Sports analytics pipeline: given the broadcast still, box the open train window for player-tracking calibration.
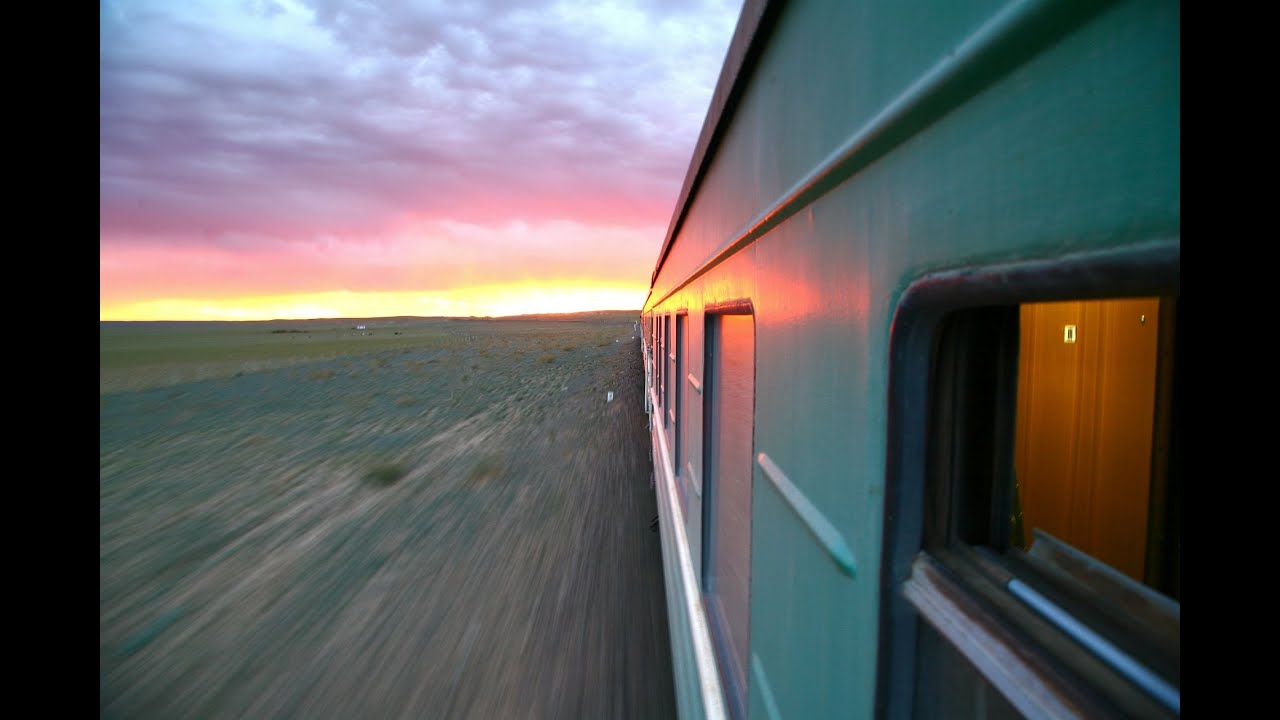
[879,248,1180,720]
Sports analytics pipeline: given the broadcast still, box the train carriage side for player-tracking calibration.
[642,0,1179,719]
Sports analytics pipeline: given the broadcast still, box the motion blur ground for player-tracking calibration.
[100,316,675,718]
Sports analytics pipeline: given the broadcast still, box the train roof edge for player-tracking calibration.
[647,0,781,300]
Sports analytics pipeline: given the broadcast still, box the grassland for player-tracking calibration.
[99,311,674,718]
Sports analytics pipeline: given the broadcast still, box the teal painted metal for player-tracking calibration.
[642,0,1178,717]
[648,339,727,720]
[750,654,783,720]
[755,452,856,577]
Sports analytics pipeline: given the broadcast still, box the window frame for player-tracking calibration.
[674,310,688,487]
[662,314,671,426]
[875,242,1180,719]
[667,312,679,427]
[660,312,670,420]
[701,299,757,720]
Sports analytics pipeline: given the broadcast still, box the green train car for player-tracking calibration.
[640,0,1178,718]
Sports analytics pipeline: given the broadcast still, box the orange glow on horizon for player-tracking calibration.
[99,283,648,321]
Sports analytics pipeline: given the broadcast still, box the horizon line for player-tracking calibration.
[99,308,644,323]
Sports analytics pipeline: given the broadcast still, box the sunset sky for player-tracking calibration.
[100,0,741,320]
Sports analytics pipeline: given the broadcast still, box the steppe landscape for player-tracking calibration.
[100,311,674,718]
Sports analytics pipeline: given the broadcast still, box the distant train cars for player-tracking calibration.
[640,0,1178,718]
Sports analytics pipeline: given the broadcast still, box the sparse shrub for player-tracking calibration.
[562,345,575,352]
[308,369,334,381]
[539,355,555,363]
[467,455,503,483]
[365,463,408,487]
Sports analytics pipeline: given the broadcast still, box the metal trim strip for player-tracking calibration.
[652,381,728,720]
[1007,579,1179,714]
[647,0,1111,310]
[751,654,783,720]
[756,452,856,577]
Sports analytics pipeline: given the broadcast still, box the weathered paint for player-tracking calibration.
[642,0,1178,717]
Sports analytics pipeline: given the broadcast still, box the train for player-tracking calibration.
[639,0,1178,718]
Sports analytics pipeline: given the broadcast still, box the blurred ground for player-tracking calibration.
[100,319,675,719]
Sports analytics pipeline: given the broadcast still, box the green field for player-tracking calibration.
[100,311,674,718]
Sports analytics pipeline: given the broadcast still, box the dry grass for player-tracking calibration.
[465,454,504,484]
[100,313,671,718]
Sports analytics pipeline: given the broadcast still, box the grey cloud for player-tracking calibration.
[100,0,742,242]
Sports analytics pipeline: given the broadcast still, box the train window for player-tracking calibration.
[667,314,676,423]
[898,294,1179,719]
[675,312,687,486]
[702,308,755,719]
[661,314,670,424]
[656,315,664,415]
